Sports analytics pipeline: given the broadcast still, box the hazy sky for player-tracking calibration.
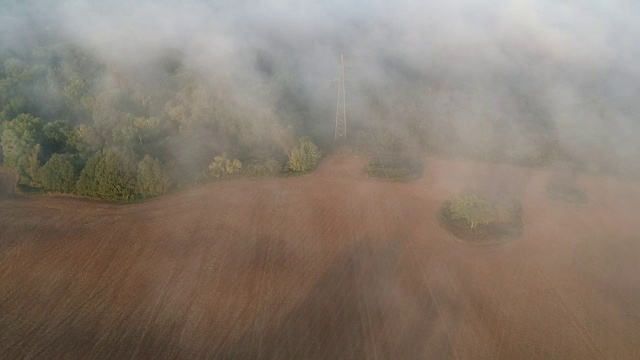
[2,0,639,173]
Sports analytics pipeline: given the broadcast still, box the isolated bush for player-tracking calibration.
[40,154,76,193]
[287,136,321,172]
[209,153,242,178]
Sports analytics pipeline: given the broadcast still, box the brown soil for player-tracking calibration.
[0,168,15,198]
[1,154,640,359]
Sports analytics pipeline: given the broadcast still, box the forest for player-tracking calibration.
[0,40,328,200]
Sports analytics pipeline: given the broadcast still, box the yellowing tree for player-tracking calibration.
[208,153,242,178]
[287,136,321,173]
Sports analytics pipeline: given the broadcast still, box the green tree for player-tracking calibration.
[27,144,42,186]
[136,155,168,198]
[287,136,321,172]
[1,113,44,183]
[76,149,137,200]
[75,152,101,196]
[40,154,76,193]
[42,120,72,155]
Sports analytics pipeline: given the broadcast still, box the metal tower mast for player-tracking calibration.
[335,54,347,141]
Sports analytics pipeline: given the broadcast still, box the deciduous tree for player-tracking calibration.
[136,155,168,198]
[287,136,320,172]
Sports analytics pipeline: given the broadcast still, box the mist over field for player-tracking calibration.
[3,1,640,359]
[2,0,640,179]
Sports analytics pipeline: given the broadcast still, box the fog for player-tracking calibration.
[2,0,640,174]
[3,2,640,358]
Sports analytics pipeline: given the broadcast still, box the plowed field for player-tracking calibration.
[1,156,639,359]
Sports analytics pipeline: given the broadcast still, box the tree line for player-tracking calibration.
[0,43,321,201]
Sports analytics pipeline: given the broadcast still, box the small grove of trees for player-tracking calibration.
[35,149,170,200]
[439,192,523,243]
[287,136,321,173]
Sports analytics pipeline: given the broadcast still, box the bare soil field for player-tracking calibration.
[1,155,640,359]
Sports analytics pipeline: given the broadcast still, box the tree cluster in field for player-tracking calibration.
[446,193,500,229]
[439,192,523,243]
[0,44,321,201]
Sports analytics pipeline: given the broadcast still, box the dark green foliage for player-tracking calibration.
[76,149,137,201]
[136,155,168,198]
[40,154,76,193]
[42,120,72,155]
[287,136,321,173]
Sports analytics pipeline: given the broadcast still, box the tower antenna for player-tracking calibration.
[335,54,347,141]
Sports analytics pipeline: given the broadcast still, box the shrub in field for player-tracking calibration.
[287,136,321,173]
[440,192,523,243]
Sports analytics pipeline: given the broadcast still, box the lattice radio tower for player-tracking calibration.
[335,54,347,141]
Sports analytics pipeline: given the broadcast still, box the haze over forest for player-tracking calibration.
[4,2,640,359]
[1,0,639,199]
